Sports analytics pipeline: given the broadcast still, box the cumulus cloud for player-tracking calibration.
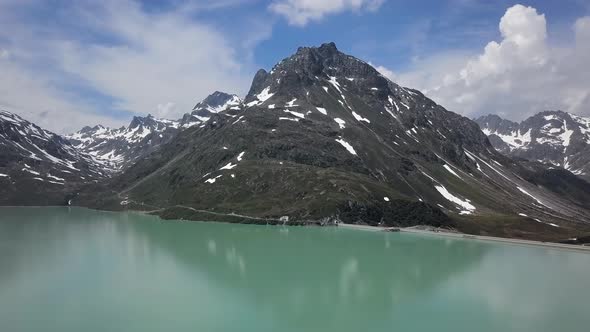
[0,0,261,133]
[269,0,385,26]
[394,4,590,120]
[458,5,548,85]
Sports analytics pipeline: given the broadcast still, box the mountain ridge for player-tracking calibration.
[0,110,106,205]
[67,92,242,170]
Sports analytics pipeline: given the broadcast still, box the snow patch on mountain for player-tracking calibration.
[334,118,346,129]
[481,128,532,150]
[220,162,237,170]
[335,138,357,155]
[283,110,305,118]
[443,164,462,179]
[247,87,274,107]
[205,174,222,184]
[435,185,475,211]
[352,111,370,123]
[279,117,299,122]
[517,186,549,208]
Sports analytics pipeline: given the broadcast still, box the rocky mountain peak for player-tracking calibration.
[523,110,571,128]
[295,42,340,58]
[247,69,270,98]
[475,114,518,134]
[128,114,170,131]
[245,42,397,106]
[193,91,239,112]
[180,91,241,128]
[1,110,29,128]
[227,43,493,188]
[128,116,145,129]
[277,42,379,80]
[538,110,568,117]
[79,124,105,134]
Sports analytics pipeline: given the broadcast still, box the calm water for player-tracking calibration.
[1,207,589,331]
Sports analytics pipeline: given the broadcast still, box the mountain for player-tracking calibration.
[67,92,242,171]
[75,42,590,242]
[475,111,590,181]
[0,111,107,205]
[67,115,181,171]
[180,91,242,127]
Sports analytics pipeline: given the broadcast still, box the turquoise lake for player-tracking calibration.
[1,207,589,331]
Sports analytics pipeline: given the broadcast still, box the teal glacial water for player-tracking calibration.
[1,207,589,332]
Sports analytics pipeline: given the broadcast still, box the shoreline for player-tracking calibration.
[338,223,590,253]
[2,206,589,253]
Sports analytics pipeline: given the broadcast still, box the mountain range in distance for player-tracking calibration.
[475,111,590,182]
[2,42,590,244]
[66,91,242,171]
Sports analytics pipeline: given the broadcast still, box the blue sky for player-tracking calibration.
[0,0,589,133]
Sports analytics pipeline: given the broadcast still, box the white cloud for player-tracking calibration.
[55,2,249,118]
[269,0,384,27]
[0,58,124,134]
[369,62,397,81]
[394,5,590,120]
[156,102,178,118]
[458,5,547,85]
[0,0,263,133]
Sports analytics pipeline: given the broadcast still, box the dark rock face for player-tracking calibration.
[475,114,519,134]
[0,111,106,205]
[246,69,271,99]
[75,42,590,236]
[476,111,590,181]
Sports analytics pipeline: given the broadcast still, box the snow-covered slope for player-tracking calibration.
[0,110,107,205]
[67,115,181,171]
[68,92,242,170]
[476,111,590,179]
[180,91,242,128]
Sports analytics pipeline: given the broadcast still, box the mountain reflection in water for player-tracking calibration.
[1,207,589,332]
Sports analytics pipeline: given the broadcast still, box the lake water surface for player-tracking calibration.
[1,207,589,332]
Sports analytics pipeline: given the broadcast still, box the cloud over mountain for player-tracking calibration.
[396,4,590,120]
[0,0,259,134]
[269,0,384,26]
